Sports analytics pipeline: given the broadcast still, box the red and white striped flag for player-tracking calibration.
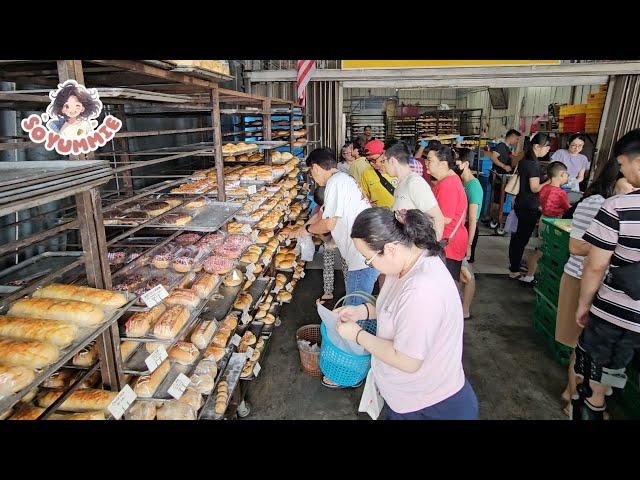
[296,60,316,106]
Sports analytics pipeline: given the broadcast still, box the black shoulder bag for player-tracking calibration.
[373,169,395,195]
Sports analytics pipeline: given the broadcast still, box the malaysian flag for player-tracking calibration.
[296,60,316,106]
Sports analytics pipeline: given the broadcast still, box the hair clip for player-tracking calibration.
[394,209,407,225]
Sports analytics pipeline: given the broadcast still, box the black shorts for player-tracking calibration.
[578,314,640,370]
[445,258,462,281]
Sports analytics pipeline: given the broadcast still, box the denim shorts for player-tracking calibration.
[343,267,379,306]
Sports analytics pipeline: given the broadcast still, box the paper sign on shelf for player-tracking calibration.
[253,362,262,377]
[241,310,251,325]
[108,384,137,420]
[231,334,242,347]
[248,185,257,194]
[145,345,168,373]
[285,239,291,247]
[262,257,270,267]
[245,346,254,360]
[285,283,294,293]
[167,373,191,399]
[241,224,252,234]
[141,284,169,308]
[250,231,259,242]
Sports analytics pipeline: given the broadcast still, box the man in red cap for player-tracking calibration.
[360,139,398,208]
[349,139,383,186]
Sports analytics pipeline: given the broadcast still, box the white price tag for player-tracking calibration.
[285,283,294,293]
[250,230,259,242]
[248,185,257,194]
[241,224,252,234]
[253,362,261,377]
[241,310,251,325]
[296,194,304,200]
[246,273,256,283]
[285,239,291,247]
[167,373,191,399]
[262,257,270,267]
[273,286,282,294]
[246,263,256,277]
[245,346,254,360]
[107,384,137,420]
[278,222,284,229]
[144,345,168,373]
[141,284,169,308]
[231,334,242,347]
[300,270,306,279]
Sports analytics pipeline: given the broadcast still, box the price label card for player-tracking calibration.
[262,257,270,267]
[253,362,262,377]
[168,373,191,399]
[285,283,294,293]
[145,345,168,373]
[250,231,259,242]
[108,384,137,420]
[231,334,242,347]
[273,286,282,294]
[296,194,305,200]
[241,224,252,234]
[278,222,284,229]
[246,263,256,277]
[245,346,255,360]
[248,185,257,195]
[285,239,291,247]
[300,270,306,279]
[241,310,251,325]
[141,284,169,308]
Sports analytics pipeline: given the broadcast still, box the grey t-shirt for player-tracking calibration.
[392,173,438,213]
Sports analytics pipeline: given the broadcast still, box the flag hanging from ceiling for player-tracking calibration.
[296,60,316,107]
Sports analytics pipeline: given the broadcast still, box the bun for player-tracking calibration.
[168,341,199,365]
[190,320,217,350]
[204,345,225,362]
[233,293,252,311]
[191,273,218,299]
[223,269,244,287]
[8,298,105,327]
[277,291,292,303]
[132,360,171,397]
[0,316,78,348]
[72,342,98,367]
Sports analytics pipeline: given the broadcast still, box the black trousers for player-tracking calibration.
[466,222,480,264]
[508,206,540,273]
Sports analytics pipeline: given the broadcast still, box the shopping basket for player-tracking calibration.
[296,324,322,377]
[319,291,377,387]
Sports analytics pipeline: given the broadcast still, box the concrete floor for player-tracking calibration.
[247,231,572,420]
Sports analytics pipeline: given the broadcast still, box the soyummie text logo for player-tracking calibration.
[21,80,122,156]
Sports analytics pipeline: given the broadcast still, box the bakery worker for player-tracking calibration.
[363,125,374,143]
[489,128,521,216]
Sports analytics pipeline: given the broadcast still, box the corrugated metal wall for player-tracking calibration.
[344,88,459,111]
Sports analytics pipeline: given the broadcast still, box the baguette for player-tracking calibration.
[152,306,190,339]
[8,298,105,327]
[0,316,78,348]
[190,320,217,350]
[0,338,60,369]
[132,360,171,398]
[0,364,35,396]
[36,388,117,412]
[9,405,45,420]
[33,283,128,309]
[72,342,98,367]
[49,411,105,420]
[124,304,166,338]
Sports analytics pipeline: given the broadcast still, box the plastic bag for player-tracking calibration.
[125,401,157,420]
[297,234,316,262]
[156,400,196,420]
[504,209,518,233]
[358,369,384,420]
[296,339,320,354]
[317,302,366,356]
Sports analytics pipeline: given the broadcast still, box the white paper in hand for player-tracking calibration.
[316,302,366,356]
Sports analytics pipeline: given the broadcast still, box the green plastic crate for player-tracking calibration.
[539,217,571,264]
[539,252,567,277]
[535,263,561,306]
[532,292,572,366]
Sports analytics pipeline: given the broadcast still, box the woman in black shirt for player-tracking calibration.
[508,133,551,278]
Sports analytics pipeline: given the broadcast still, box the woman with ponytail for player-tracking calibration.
[335,207,478,420]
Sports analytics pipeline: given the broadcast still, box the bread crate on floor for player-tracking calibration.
[532,291,571,366]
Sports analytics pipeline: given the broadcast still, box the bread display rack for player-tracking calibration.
[0,60,314,420]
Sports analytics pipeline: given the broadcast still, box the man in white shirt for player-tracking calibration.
[383,141,445,240]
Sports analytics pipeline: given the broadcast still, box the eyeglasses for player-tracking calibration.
[364,250,381,266]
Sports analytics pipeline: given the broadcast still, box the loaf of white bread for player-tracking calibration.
[36,388,117,412]
[0,316,78,348]
[8,298,105,327]
[0,337,60,369]
[9,405,104,420]
[132,360,171,397]
[0,364,35,396]
[33,283,128,309]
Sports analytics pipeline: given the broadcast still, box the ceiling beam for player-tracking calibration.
[343,75,610,89]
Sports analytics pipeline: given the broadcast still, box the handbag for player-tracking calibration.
[606,263,640,301]
[504,168,520,196]
[373,169,396,195]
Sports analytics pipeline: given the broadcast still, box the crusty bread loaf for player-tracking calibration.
[8,298,105,327]
[36,388,117,412]
[177,387,203,412]
[190,320,217,350]
[153,306,190,340]
[120,341,138,362]
[156,400,196,420]
[33,283,128,309]
[0,316,78,348]
[204,345,226,362]
[125,401,156,420]
[9,405,45,420]
[49,411,105,420]
[124,304,166,338]
[0,337,60,369]
[132,360,171,398]
[168,342,199,365]
[0,364,35,396]
[72,342,98,367]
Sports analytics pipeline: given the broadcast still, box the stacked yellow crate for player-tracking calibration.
[586,86,607,133]
[558,104,587,133]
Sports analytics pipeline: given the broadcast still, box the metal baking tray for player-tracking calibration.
[0,160,111,187]
[229,276,273,316]
[0,291,137,414]
[143,201,242,232]
[201,284,242,323]
[239,332,271,382]
[0,251,83,294]
[198,351,245,420]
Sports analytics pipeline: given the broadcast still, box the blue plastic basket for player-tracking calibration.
[319,322,375,387]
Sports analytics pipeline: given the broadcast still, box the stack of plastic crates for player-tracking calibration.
[613,360,640,419]
[533,218,572,365]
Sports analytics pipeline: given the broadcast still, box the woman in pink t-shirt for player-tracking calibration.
[335,207,478,419]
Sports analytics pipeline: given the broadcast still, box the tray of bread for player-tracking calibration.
[0,284,136,413]
[198,350,245,420]
[102,194,188,227]
[144,201,242,232]
[239,332,270,382]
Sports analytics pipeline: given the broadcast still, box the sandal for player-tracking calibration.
[508,272,522,280]
[316,294,333,305]
[321,376,364,389]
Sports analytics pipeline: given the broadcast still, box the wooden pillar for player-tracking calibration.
[115,104,134,195]
[211,86,225,202]
[263,98,272,165]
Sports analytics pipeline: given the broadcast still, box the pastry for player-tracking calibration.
[223,269,244,287]
[124,304,166,337]
[157,400,196,420]
[241,331,257,346]
[211,331,228,348]
[0,364,35,396]
[172,256,194,273]
[164,198,183,208]
[240,252,260,264]
[233,293,252,311]
[203,256,234,275]
[108,251,126,265]
[42,368,77,390]
[153,306,190,339]
[132,360,171,397]
[0,316,78,348]
[146,201,171,216]
[168,341,199,365]
[190,320,217,350]
[189,373,214,395]
[277,291,292,303]
[157,213,192,226]
[125,401,157,420]
[164,288,200,310]
[176,233,202,246]
[221,314,238,331]
[0,337,59,369]
[197,232,226,250]
[113,273,144,293]
[72,342,98,367]
[185,199,206,210]
[262,313,276,325]
[191,273,218,299]
[254,309,266,320]
[204,345,226,362]
[36,388,118,412]
[177,387,203,412]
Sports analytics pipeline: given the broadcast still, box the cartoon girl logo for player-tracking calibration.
[21,80,122,156]
[46,80,102,140]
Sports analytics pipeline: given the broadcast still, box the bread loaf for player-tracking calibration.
[168,342,199,365]
[36,388,117,412]
[125,401,156,420]
[0,337,60,369]
[50,411,105,420]
[177,387,203,412]
[156,400,196,420]
[120,341,138,362]
[8,298,105,327]
[233,293,252,311]
[164,288,200,310]
[204,345,225,362]
[42,368,76,389]
[124,304,166,337]
[190,320,217,350]
[191,273,218,299]
[189,372,214,395]
[9,405,45,420]
[0,316,78,348]
[33,283,128,309]
[132,360,170,397]
[72,342,98,367]
[153,306,190,339]
[0,364,35,396]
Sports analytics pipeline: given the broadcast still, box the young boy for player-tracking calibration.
[520,161,571,285]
